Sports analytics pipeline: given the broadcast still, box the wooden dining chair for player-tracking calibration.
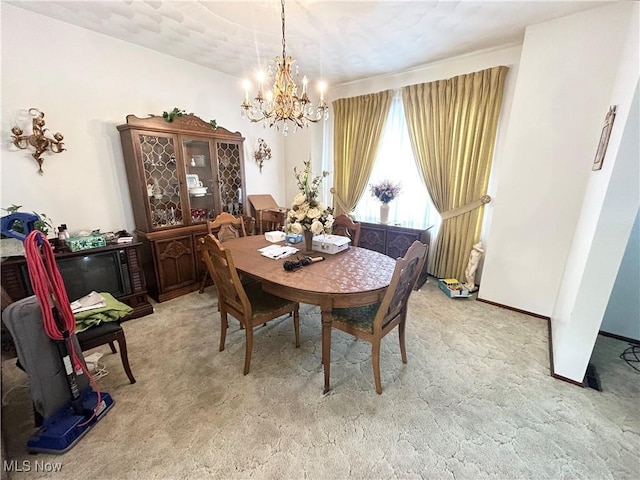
[328,240,428,394]
[331,214,361,247]
[259,209,287,235]
[199,234,300,374]
[199,212,248,293]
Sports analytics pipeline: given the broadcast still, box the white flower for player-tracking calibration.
[317,202,326,211]
[310,220,324,234]
[293,193,307,206]
[295,205,309,220]
[306,207,321,219]
[289,222,303,234]
[324,214,334,229]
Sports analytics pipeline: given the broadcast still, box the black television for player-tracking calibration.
[22,249,133,302]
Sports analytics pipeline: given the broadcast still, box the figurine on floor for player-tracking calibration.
[463,242,484,292]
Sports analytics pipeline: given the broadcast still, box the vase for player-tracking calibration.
[303,230,314,255]
[380,203,390,224]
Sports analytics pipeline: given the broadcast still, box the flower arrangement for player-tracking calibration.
[370,179,402,204]
[285,161,334,235]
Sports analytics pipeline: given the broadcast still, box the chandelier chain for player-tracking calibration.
[281,0,286,59]
[240,0,329,133]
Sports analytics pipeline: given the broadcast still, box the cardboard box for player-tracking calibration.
[312,234,350,254]
[67,234,107,252]
[438,278,471,298]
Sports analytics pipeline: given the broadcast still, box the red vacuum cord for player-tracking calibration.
[24,230,101,426]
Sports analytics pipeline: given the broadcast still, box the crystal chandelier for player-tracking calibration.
[240,0,329,135]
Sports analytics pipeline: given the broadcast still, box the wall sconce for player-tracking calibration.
[11,108,66,175]
[253,138,272,174]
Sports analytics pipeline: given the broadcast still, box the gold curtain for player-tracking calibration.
[402,66,508,280]
[332,90,392,216]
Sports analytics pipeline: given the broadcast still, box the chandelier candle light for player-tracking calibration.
[370,180,402,225]
[240,0,329,135]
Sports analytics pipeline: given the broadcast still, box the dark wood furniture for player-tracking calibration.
[247,195,288,235]
[328,241,428,394]
[200,235,300,375]
[259,209,287,234]
[359,221,433,288]
[199,212,248,294]
[76,321,136,384]
[223,235,396,393]
[117,114,246,302]
[331,215,361,246]
[0,242,153,320]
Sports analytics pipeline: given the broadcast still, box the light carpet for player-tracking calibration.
[1,280,638,479]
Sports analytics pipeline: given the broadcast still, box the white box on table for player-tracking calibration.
[265,231,285,242]
[312,234,350,254]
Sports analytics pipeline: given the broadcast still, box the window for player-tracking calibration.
[354,91,439,230]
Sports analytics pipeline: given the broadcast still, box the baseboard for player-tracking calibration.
[475,297,588,388]
[598,330,640,345]
[475,297,550,320]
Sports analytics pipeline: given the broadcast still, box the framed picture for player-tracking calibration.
[593,105,617,171]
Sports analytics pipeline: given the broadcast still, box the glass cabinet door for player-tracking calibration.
[138,133,184,230]
[216,141,244,215]
[182,138,216,223]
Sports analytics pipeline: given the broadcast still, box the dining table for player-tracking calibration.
[222,235,396,393]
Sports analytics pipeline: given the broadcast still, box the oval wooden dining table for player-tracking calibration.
[221,235,396,393]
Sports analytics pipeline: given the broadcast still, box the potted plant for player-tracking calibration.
[370,180,401,224]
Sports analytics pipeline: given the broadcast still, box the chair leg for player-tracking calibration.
[372,339,382,394]
[199,270,209,294]
[293,308,300,348]
[107,341,117,354]
[115,331,136,384]
[220,310,228,352]
[243,326,254,375]
[398,318,408,364]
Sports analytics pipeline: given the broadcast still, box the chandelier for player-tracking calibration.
[240,0,328,134]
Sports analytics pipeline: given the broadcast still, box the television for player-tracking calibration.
[22,249,133,303]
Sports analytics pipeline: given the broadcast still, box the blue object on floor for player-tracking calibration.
[27,389,114,454]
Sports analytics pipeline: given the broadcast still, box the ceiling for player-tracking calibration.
[9,0,613,87]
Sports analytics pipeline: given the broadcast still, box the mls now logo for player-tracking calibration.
[3,460,63,472]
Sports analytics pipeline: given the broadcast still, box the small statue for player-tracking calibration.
[463,242,485,292]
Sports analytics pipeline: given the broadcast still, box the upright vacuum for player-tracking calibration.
[2,220,113,453]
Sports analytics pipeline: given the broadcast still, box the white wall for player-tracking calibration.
[0,4,286,236]
[479,2,639,318]
[601,208,640,341]
[552,75,639,381]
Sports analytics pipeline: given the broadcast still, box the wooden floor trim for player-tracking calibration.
[476,297,550,320]
[475,296,587,387]
[598,330,640,345]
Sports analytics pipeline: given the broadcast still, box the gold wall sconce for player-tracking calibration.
[11,108,66,175]
[253,138,272,174]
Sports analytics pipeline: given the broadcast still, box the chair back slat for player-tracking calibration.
[331,214,361,247]
[207,212,247,240]
[374,241,428,332]
[260,209,286,234]
[199,234,251,316]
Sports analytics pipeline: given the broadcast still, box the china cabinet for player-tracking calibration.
[118,114,246,301]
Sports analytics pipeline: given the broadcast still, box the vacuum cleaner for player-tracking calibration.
[2,222,114,454]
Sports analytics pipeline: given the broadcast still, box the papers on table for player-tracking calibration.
[70,291,106,313]
[258,244,298,260]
